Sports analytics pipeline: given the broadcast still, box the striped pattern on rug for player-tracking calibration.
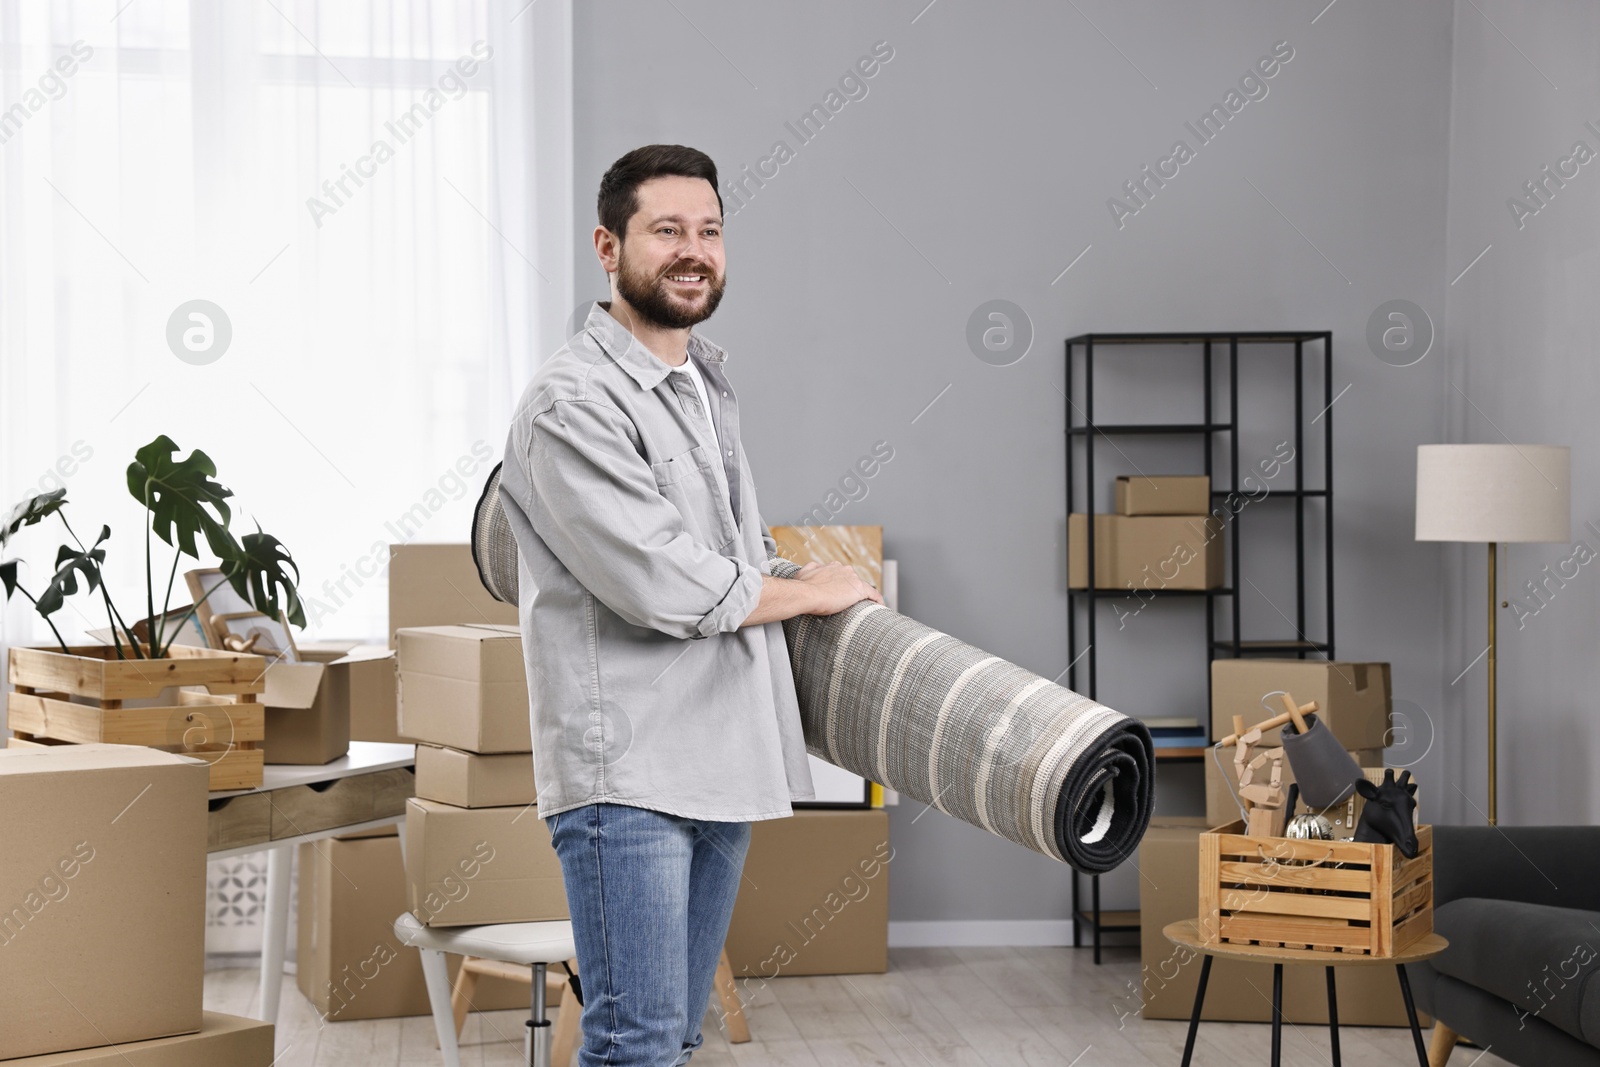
[769,558,1153,873]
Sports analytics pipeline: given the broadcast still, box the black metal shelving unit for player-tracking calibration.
[1063,331,1335,963]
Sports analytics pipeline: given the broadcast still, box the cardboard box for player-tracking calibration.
[1066,513,1118,587]
[1204,746,1383,827]
[261,661,349,765]
[724,810,890,979]
[0,1012,273,1066]
[388,543,517,647]
[1211,659,1392,750]
[300,643,403,742]
[297,834,530,1019]
[1069,513,1224,591]
[0,744,208,1059]
[403,798,566,926]
[397,624,530,753]
[261,646,399,763]
[1115,475,1211,515]
[416,744,537,808]
[1136,822,1417,1026]
[344,646,403,743]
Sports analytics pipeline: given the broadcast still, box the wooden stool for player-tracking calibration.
[1164,918,1449,1067]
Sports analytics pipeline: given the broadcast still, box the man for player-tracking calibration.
[497,144,881,1066]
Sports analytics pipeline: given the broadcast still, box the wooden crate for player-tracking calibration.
[8,644,268,791]
[1199,821,1433,956]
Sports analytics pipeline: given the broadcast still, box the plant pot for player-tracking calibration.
[8,644,268,791]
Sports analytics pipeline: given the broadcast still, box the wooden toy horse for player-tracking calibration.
[1353,768,1420,857]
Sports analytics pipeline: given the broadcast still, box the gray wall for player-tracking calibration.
[571,0,1457,930]
[1442,0,1600,825]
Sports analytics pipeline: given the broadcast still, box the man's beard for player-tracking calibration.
[615,246,726,330]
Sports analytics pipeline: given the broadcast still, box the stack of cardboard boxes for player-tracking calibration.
[1069,475,1223,591]
[293,545,534,1022]
[1139,657,1408,1026]
[396,623,568,929]
[0,745,275,1063]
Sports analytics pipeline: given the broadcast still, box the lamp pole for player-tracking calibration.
[1487,542,1497,826]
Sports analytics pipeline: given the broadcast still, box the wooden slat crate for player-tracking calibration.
[8,644,268,791]
[1199,820,1433,956]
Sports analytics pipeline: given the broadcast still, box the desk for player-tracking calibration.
[207,742,417,1023]
[1164,918,1448,1067]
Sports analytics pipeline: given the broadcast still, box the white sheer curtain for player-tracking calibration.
[0,0,571,660]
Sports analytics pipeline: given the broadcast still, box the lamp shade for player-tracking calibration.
[1415,444,1571,543]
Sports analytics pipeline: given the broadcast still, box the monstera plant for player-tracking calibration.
[0,435,303,660]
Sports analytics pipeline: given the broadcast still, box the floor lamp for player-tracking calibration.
[1415,444,1570,825]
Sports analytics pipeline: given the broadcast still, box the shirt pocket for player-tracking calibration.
[650,444,737,551]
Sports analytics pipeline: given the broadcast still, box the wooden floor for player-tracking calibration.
[206,945,1516,1066]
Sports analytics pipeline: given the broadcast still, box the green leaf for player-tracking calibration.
[1,558,19,601]
[127,435,237,559]
[37,525,109,617]
[223,526,305,629]
[1,489,67,549]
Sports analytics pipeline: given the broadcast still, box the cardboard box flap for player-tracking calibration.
[263,660,329,710]
[0,742,207,774]
[333,644,396,665]
[297,639,362,663]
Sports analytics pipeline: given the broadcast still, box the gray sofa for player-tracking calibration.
[1409,825,1600,1066]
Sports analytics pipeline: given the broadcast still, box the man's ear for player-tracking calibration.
[1355,779,1380,800]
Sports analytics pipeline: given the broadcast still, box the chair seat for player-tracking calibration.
[393,912,577,965]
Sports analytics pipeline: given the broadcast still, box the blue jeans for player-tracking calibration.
[546,803,751,1067]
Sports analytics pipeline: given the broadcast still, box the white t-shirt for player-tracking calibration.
[672,358,721,452]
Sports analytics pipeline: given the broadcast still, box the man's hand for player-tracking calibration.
[793,560,883,615]
[740,560,884,628]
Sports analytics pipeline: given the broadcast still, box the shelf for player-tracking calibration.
[1065,331,1330,346]
[1212,640,1331,654]
[1211,488,1328,498]
[1067,422,1231,436]
[1070,587,1233,599]
[1065,328,1335,965]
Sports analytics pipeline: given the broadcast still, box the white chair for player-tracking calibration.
[393,912,580,1067]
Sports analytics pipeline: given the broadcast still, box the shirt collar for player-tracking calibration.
[583,301,728,391]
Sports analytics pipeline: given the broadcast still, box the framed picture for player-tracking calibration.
[212,610,300,664]
[136,605,210,649]
[184,567,255,647]
[85,605,210,650]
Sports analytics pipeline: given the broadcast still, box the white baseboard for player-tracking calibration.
[888,920,1099,947]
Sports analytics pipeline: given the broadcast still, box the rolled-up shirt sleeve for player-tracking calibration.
[514,397,762,640]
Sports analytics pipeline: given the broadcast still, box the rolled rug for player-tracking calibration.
[767,557,1153,873]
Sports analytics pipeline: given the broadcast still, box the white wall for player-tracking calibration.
[573,0,1458,929]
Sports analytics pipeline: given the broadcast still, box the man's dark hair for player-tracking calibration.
[597,144,723,241]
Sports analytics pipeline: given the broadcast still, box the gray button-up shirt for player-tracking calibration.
[498,302,815,822]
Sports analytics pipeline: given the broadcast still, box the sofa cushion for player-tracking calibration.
[1433,897,1600,1047]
